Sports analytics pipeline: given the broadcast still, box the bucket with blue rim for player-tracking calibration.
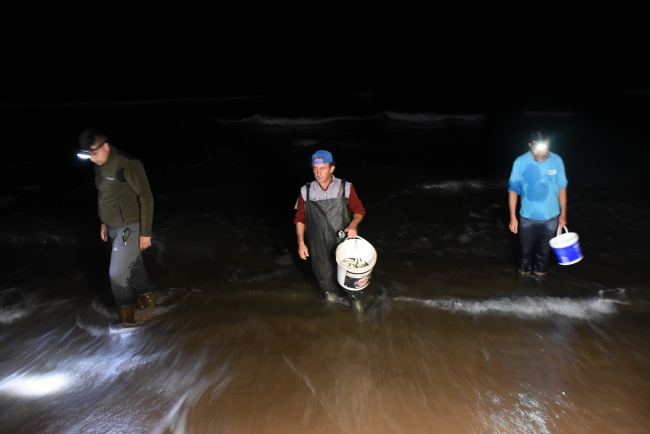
[549,226,583,265]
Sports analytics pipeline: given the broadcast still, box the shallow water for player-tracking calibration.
[1,95,649,433]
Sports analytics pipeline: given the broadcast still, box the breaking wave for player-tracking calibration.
[213,111,485,126]
[396,294,625,320]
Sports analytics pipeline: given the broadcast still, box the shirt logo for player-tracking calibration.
[106,177,115,180]
[547,170,557,175]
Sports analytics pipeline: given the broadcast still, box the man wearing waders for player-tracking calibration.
[508,132,568,278]
[78,129,156,325]
[294,150,366,314]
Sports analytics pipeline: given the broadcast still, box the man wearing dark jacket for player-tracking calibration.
[78,129,155,325]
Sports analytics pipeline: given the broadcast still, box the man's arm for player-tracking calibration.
[558,188,567,228]
[509,191,519,234]
[507,159,522,235]
[294,194,309,259]
[345,185,365,238]
[125,160,154,250]
[100,223,108,242]
[296,222,309,260]
[344,214,364,238]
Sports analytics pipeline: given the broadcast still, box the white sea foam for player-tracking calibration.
[0,296,38,324]
[0,308,32,324]
[396,295,622,319]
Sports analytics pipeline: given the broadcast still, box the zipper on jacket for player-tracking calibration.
[118,205,124,222]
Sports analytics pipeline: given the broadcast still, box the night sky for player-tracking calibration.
[3,5,647,102]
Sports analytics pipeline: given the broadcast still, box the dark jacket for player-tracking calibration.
[95,145,154,236]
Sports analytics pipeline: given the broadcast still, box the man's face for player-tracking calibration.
[529,141,549,161]
[312,163,335,184]
[88,142,110,165]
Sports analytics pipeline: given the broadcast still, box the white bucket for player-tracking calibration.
[549,226,583,265]
[335,237,377,291]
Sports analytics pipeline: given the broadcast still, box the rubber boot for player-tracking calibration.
[117,304,135,325]
[321,292,338,311]
[137,292,157,310]
[351,300,366,323]
[533,270,548,280]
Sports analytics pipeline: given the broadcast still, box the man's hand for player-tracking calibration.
[509,218,518,234]
[344,224,358,239]
[298,242,309,260]
[140,236,152,250]
[100,224,109,242]
[559,214,567,228]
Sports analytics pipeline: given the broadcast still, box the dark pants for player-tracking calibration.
[108,223,154,306]
[518,216,558,273]
[310,243,363,301]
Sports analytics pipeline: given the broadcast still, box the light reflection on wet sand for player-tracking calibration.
[4,277,648,433]
[180,291,648,433]
[2,195,650,433]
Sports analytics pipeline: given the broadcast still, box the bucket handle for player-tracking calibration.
[344,236,366,248]
[556,226,569,237]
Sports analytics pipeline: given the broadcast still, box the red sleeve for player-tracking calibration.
[293,195,305,224]
[348,185,366,216]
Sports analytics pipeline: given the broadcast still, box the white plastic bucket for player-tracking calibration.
[335,237,377,291]
[549,226,583,265]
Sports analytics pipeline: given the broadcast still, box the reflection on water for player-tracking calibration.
[1,104,650,433]
[0,373,69,398]
[1,280,649,433]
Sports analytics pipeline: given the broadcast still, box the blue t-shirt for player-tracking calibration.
[508,152,568,220]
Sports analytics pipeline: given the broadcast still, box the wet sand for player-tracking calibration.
[3,281,648,433]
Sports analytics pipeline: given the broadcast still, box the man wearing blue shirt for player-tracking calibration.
[508,132,568,277]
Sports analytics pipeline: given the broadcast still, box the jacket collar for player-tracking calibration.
[104,145,119,165]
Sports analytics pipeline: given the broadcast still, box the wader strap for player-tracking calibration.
[305,182,311,201]
[338,180,346,198]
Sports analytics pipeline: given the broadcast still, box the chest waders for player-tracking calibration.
[305,180,363,301]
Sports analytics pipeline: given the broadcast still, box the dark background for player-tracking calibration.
[1,4,648,235]
[2,4,648,103]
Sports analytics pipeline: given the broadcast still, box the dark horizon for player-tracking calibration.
[3,5,649,105]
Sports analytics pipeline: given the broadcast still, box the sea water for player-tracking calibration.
[0,92,649,433]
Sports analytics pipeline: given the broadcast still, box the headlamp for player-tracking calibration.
[533,142,548,151]
[77,140,106,160]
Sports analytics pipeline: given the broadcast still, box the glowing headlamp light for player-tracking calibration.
[77,152,92,159]
[533,142,548,151]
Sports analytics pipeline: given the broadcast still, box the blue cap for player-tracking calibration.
[311,150,333,165]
